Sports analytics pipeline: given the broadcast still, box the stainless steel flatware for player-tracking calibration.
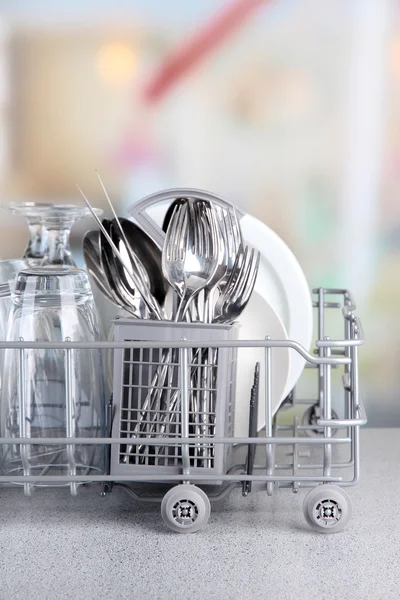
[77,184,163,320]
[162,199,220,321]
[112,217,167,308]
[83,230,118,307]
[213,244,260,324]
[79,178,262,466]
[99,220,141,317]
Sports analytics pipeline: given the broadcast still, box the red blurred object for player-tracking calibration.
[144,0,269,103]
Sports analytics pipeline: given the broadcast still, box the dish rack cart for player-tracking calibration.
[0,288,366,534]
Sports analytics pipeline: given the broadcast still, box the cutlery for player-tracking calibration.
[213,245,260,324]
[83,230,118,307]
[77,184,163,320]
[78,178,261,466]
[99,220,141,317]
[112,217,167,308]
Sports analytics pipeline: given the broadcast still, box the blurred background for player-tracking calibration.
[0,0,398,425]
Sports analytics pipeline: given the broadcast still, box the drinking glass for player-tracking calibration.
[8,203,49,264]
[1,266,106,492]
[0,259,30,340]
[0,260,30,400]
[8,203,102,266]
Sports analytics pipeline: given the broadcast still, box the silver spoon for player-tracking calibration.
[99,221,139,316]
[77,184,163,320]
[83,230,118,307]
[114,217,168,308]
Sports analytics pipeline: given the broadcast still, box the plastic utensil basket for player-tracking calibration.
[110,319,238,480]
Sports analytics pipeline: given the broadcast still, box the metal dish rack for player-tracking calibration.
[0,288,366,534]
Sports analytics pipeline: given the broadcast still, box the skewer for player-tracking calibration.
[95,171,151,295]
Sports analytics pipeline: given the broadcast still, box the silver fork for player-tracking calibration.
[213,245,261,324]
[163,199,220,321]
[196,206,242,464]
[193,205,242,323]
[221,207,242,283]
[200,245,259,462]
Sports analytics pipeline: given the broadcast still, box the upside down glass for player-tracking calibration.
[1,267,105,491]
[0,259,30,341]
[8,202,102,266]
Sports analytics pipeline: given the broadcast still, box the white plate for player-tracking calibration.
[234,291,290,436]
[239,213,313,401]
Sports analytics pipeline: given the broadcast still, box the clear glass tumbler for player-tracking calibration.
[0,260,30,400]
[1,266,106,492]
[0,259,30,341]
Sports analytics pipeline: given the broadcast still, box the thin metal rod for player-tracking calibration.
[275,462,355,470]
[323,338,332,477]
[0,436,352,446]
[64,341,78,496]
[264,338,274,486]
[0,474,343,483]
[318,288,325,415]
[292,416,300,492]
[344,425,360,487]
[317,417,367,427]
[316,339,361,348]
[180,342,191,477]
[264,340,272,438]
[312,301,341,308]
[350,339,362,485]
[77,185,136,277]
[0,339,356,365]
[96,171,134,257]
[18,343,31,496]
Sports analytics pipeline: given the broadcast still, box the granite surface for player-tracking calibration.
[0,428,398,600]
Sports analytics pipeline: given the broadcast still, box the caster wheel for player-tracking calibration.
[302,404,339,438]
[303,484,352,533]
[161,484,211,533]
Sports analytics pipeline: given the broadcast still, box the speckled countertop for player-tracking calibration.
[0,428,398,600]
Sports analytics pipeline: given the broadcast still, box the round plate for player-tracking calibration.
[239,213,313,401]
[234,291,290,436]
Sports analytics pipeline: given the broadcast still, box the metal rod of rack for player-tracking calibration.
[179,342,190,479]
[0,474,344,483]
[64,339,78,496]
[0,339,359,362]
[323,338,332,477]
[0,436,354,446]
[18,342,31,496]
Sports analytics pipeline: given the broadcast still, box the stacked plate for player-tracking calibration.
[128,189,313,436]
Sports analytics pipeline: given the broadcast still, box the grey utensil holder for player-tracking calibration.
[110,319,238,481]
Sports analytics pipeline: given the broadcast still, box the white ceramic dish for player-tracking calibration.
[239,213,313,401]
[234,291,290,436]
